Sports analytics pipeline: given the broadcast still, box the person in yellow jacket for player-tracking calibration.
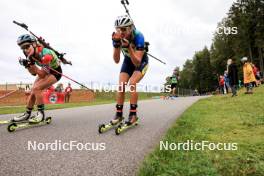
[241,57,256,94]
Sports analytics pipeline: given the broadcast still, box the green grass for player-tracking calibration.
[0,92,164,115]
[138,86,264,176]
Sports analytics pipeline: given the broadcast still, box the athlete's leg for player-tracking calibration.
[12,77,42,122]
[117,72,130,105]
[111,72,130,124]
[29,75,57,123]
[33,75,57,105]
[172,83,177,96]
[26,76,42,108]
[126,71,146,124]
[129,71,144,104]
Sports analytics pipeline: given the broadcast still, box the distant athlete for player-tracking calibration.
[170,74,178,97]
[12,34,62,123]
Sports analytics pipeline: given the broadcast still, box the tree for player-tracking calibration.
[169,0,264,92]
[192,47,216,93]
[179,59,194,89]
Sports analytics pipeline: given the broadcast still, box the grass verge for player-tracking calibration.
[0,92,164,115]
[138,86,264,176]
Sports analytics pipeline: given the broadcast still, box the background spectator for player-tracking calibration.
[55,83,63,93]
[252,64,260,86]
[227,59,239,97]
[65,83,73,103]
[219,75,225,94]
[224,70,230,94]
[241,57,256,94]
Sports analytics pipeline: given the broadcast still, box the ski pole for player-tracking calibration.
[22,57,91,91]
[119,0,167,65]
[121,0,132,19]
[48,66,91,91]
[147,53,166,65]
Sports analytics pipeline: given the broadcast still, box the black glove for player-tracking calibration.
[19,58,34,68]
[112,32,121,48]
[28,57,35,65]
[19,58,29,68]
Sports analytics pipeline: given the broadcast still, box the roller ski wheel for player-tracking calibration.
[7,123,17,132]
[115,118,138,135]
[45,117,52,124]
[115,125,122,135]
[98,117,124,134]
[7,117,52,133]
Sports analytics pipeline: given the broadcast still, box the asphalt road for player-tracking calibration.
[0,96,208,176]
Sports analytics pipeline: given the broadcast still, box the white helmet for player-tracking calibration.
[227,59,232,65]
[114,15,133,28]
[241,57,248,62]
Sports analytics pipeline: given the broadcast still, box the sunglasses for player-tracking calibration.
[20,44,31,50]
[116,27,130,32]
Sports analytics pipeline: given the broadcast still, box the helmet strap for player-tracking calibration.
[23,51,27,58]
[131,26,135,40]
[31,45,41,61]
[33,45,37,57]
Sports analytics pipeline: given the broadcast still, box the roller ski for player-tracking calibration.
[0,111,31,125]
[0,120,11,125]
[115,115,138,135]
[98,116,124,134]
[7,111,52,132]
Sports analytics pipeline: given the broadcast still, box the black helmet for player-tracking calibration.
[17,34,36,46]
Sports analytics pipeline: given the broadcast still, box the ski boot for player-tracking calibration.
[7,111,52,133]
[11,112,31,122]
[98,115,124,134]
[28,111,45,124]
[115,115,138,135]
